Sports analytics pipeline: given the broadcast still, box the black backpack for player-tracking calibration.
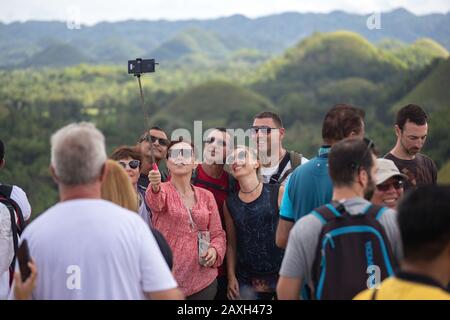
[310,201,397,300]
[0,184,27,284]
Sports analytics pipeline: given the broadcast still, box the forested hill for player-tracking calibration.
[1,8,450,68]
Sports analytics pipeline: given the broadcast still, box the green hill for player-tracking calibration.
[253,31,405,102]
[387,38,449,68]
[152,80,274,132]
[393,58,450,113]
[150,28,229,63]
[24,43,91,67]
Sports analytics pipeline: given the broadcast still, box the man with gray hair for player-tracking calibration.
[10,122,183,300]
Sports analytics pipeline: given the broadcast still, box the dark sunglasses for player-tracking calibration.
[377,179,404,192]
[168,148,193,159]
[250,126,278,135]
[140,135,169,147]
[227,150,247,164]
[205,136,226,146]
[118,159,140,170]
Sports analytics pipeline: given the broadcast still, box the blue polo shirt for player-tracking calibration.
[280,146,333,222]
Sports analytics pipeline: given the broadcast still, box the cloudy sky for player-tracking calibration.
[0,0,449,25]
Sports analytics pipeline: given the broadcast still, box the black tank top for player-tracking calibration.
[226,183,284,278]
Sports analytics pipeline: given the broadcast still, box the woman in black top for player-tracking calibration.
[224,146,285,300]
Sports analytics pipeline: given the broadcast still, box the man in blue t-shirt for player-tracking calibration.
[276,104,366,249]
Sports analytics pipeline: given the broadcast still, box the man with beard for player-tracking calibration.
[385,104,437,191]
[277,138,402,300]
[136,127,170,189]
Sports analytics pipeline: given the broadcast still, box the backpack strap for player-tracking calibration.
[192,167,235,194]
[0,184,26,232]
[363,204,388,221]
[269,152,291,184]
[0,199,20,283]
[311,201,346,225]
[268,183,281,213]
[289,151,302,169]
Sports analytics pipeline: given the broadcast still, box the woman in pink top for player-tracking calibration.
[146,140,226,299]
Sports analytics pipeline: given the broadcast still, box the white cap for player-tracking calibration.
[375,159,408,185]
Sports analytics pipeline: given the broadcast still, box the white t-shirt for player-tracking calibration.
[260,156,309,186]
[0,185,31,299]
[9,199,177,300]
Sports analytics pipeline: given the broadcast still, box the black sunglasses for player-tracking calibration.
[377,179,404,192]
[250,126,278,135]
[118,159,140,170]
[140,135,169,147]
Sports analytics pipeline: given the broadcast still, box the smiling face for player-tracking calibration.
[229,147,260,180]
[138,129,169,162]
[251,118,284,157]
[117,156,140,187]
[371,177,405,209]
[203,130,231,165]
[166,142,196,177]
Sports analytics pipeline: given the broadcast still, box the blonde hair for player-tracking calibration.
[101,160,138,212]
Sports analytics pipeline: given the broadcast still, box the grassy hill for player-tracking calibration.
[23,43,91,67]
[253,31,406,102]
[393,58,450,114]
[152,80,274,132]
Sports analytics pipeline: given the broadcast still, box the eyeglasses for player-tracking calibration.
[140,135,169,147]
[168,148,193,159]
[226,150,247,164]
[352,138,375,170]
[250,126,278,135]
[205,136,226,146]
[118,159,140,170]
[377,179,404,192]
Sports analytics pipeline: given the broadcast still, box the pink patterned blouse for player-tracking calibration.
[146,182,226,296]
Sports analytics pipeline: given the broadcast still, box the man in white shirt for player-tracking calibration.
[9,123,183,300]
[0,139,32,299]
[251,112,308,186]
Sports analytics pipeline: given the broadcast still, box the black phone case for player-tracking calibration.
[17,239,32,282]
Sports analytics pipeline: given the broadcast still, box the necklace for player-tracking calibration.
[240,181,261,194]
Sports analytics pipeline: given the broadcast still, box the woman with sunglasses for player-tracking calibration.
[146,140,226,300]
[110,146,151,227]
[371,158,408,210]
[223,146,285,300]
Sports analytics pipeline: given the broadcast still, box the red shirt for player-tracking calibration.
[193,165,230,277]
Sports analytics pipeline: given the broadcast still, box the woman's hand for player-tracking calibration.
[148,168,161,192]
[227,275,240,300]
[202,247,217,267]
[13,260,37,300]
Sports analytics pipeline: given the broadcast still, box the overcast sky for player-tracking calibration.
[1,0,449,25]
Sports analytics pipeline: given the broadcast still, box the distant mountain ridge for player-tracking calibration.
[1,8,449,68]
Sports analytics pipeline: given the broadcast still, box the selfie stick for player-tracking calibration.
[132,61,157,167]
